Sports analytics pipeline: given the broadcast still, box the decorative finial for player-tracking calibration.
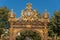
[10,9,15,17]
[34,9,37,13]
[11,9,14,12]
[44,9,47,12]
[26,3,32,9]
[43,9,49,19]
[21,10,24,16]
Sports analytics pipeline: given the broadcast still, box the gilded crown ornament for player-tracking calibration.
[26,3,32,9]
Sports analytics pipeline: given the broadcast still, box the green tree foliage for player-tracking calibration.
[0,7,10,28]
[0,7,10,38]
[0,28,4,38]
[48,10,60,37]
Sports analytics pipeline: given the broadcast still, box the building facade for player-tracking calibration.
[8,3,49,40]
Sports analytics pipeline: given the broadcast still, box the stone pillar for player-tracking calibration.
[43,24,48,40]
[9,23,14,40]
[41,31,44,40]
[13,32,17,40]
[9,28,13,40]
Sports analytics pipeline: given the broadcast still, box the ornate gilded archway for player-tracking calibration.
[8,3,49,40]
[11,28,44,40]
[16,30,41,40]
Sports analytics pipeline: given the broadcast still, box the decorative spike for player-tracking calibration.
[11,9,14,12]
[44,9,47,12]
[21,10,24,16]
[26,3,32,9]
[43,9,49,19]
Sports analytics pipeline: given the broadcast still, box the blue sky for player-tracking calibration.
[0,0,60,18]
